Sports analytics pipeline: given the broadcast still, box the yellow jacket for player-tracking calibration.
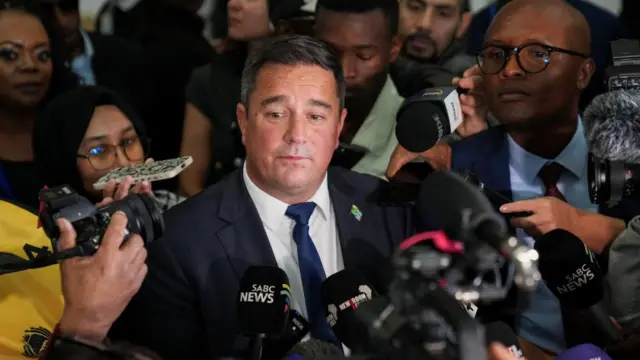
[0,201,63,359]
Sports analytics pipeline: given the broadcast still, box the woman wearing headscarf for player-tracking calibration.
[34,85,184,211]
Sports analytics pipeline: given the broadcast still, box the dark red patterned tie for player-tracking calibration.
[537,162,595,349]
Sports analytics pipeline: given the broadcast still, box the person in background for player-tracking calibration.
[33,86,184,211]
[466,0,626,109]
[620,0,640,41]
[179,0,309,196]
[392,0,475,97]
[41,0,149,117]
[0,0,76,210]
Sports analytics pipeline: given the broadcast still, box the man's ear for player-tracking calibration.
[455,12,473,39]
[577,58,596,90]
[389,35,403,63]
[336,108,347,149]
[236,103,248,145]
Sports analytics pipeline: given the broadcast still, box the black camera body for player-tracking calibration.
[38,185,164,255]
[605,39,640,91]
[588,154,640,205]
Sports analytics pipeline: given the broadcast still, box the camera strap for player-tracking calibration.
[0,164,14,200]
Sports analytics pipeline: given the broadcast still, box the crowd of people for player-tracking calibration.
[1,0,639,359]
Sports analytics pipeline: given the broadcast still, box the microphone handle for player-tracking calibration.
[588,302,621,346]
[249,334,264,360]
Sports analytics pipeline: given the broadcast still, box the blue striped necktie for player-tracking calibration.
[286,202,337,343]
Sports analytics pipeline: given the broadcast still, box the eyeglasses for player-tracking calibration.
[77,136,150,171]
[477,43,588,75]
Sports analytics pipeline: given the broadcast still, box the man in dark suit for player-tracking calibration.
[387,0,639,358]
[109,35,414,360]
[44,0,149,116]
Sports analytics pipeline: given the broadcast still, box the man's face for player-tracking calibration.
[483,10,592,130]
[227,0,271,41]
[50,0,80,46]
[237,64,346,201]
[399,0,470,61]
[315,9,401,103]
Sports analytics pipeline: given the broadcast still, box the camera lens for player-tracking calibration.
[98,194,164,244]
[588,153,640,204]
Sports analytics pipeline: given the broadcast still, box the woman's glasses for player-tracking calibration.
[77,136,150,171]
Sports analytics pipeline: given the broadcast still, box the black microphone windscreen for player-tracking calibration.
[582,89,640,162]
[484,321,522,352]
[418,170,507,241]
[320,270,377,349]
[533,229,604,309]
[237,265,291,336]
[285,339,344,359]
[396,101,447,153]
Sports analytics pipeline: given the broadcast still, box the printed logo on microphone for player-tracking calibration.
[556,264,595,294]
[421,89,444,97]
[239,284,277,304]
[326,303,338,327]
[325,285,373,327]
[281,284,291,312]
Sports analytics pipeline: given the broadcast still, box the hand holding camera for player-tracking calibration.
[57,212,148,341]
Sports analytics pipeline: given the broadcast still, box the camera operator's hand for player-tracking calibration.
[101,158,155,202]
[451,64,489,138]
[385,142,451,179]
[57,212,148,341]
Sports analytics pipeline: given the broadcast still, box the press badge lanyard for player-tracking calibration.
[0,164,14,200]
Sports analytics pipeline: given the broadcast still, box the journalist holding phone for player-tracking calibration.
[33,85,184,212]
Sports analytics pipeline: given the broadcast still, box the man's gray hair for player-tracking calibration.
[240,35,346,109]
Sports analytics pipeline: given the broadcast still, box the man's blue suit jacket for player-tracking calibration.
[110,167,415,360]
[450,126,640,326]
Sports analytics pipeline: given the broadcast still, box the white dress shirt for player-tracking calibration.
[243,164,344,320]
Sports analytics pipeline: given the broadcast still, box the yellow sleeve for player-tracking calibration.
[0,201,63,359]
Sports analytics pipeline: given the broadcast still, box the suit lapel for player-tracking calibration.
[473,127,513,200]
[216,171,277,279]
[327,169,368,269]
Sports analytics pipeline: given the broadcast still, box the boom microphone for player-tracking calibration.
[583,89,640,163]
[237,266,292,360]
[419,170,540,293]
[555,343,613,360]
[582,90,640,203]
[396,87,465,153]
[264,309,310,359]
[534,229,621,346]
[320,270,377,352]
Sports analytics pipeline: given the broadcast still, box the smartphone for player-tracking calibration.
[92,156,193,190]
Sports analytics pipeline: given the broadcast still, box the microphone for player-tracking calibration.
[320,269,377,352]
[556,344,613,360]
[419,170,541,294]
[454,169,533,219]
[484,322,524,360]
[396,87,465,153]
[263,309,310,360]
[284,339,344,359]
[582,90,640,204]
[534,229,621,345]
[237,266,292,360]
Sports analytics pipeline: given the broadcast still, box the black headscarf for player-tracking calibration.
[33,86,149,201]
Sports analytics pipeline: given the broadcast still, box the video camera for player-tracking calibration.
[605,39,640,91]
[38,185,164,255]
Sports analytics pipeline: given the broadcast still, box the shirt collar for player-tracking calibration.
[243,163,331,231]
[78,29,94,60]
[507,117,587,183]
[350,76,403,155]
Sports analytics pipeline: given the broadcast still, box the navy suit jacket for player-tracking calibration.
[450,126,640,326]
[110,167,414,360]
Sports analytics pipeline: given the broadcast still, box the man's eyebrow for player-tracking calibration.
[308,99,332,110]
[261,95,287,107]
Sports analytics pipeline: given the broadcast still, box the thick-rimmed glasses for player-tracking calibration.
[477,43,588,75]
[77,136,150,171]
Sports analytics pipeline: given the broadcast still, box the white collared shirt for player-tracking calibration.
[242,164,344,320]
